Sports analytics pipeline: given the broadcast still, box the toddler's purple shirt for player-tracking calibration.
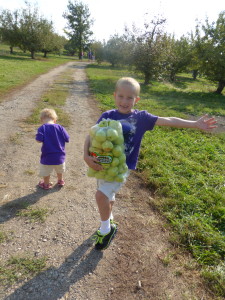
[98,109,158,169]
[36,123,70,165]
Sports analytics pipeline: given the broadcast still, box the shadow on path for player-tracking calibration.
[0,187,59,224]
[4,236,103,300]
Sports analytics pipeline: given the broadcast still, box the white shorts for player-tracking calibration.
[97,171,130,201]
[39,163,66,177]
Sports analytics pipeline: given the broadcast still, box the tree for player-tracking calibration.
[124,17,167,84]
[40,22,64,58]
[0,9,21,53]
[196,11,225,94]
[163,35,192,82]
[91,41,104,64]
[63,1,93,59]
[104,35,124,67]
[19,3,49,59]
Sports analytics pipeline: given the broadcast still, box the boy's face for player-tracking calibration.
[114,85,140,114]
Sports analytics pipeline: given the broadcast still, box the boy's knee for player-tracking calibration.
[96,190,108,201]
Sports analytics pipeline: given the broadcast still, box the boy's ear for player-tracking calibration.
[135,96,140,104]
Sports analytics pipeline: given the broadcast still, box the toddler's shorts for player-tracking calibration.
[39,162,66,177]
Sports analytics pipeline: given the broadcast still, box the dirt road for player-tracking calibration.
[0,62,214,299]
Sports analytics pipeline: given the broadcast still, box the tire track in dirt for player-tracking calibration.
[0,62,214,300]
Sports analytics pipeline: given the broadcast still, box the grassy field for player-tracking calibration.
[0,44,75,101]
[86,64,225,297]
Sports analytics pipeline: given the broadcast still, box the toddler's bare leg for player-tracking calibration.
[57,173,63,181]
[43,176,50,185]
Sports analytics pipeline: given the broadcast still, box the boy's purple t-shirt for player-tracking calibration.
[36,123,70,165]
[97,109,158,170]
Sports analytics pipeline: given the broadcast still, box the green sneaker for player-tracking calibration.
[110,219,118,225]
[93,224,117,250]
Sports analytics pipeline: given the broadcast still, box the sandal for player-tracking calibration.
[57,179,65,187]
[38,181,53,190]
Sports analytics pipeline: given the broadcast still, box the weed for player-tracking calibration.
[17,207,49,223]
[158,252,175,266]
[201,263,225,297]
[0,231,7,243]
[24,169,35,175]
[0,256,47,285]
[9,132,23,145]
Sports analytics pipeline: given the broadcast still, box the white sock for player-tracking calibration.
[100,218,111,235]
[110,212,113,220]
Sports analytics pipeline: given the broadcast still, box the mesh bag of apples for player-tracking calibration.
[87,118,128,182]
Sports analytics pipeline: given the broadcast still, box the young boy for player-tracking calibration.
[84,77,217,250]
[36,108,70,190]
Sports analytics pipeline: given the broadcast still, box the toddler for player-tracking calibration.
[36,108,70,190]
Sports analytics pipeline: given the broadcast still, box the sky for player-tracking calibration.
[0,0,224,41]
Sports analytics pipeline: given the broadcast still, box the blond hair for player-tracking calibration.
[115,77,140,96]
[40,108,58,121]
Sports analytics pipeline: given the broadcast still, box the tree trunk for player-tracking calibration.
[192,70,198,80]
[31,51,35,59]
[43,51,47,58]
[10,47,13,54]
[144,73,151,85]
[170,72,176,82]
[215,80,225,94]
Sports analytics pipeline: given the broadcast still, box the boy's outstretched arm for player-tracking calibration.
[155,115,217,131]
[83,135,103,171]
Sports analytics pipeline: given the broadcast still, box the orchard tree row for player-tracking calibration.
[91,12,225,94]
[0,0,224,94]
[0,2,66,59]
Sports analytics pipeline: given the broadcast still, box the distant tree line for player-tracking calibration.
[0,2,66,59]
[0,0,224,94]
[91,11,225,94]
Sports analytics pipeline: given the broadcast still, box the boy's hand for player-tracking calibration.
[84,155,103,171]
[196,115,217,131]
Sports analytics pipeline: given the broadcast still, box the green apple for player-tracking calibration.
[89,124,99,137]
[114,135,124,145]
[92,138,102,149]
[118,153,126,164]
[102,140,114,152]
[111,157,119,167]
[115,174,125,182]
[107,166,118,177]
[89,146,102,154]
[87,168,96,177]
[106,128,118,141]
[95,170,106,179]
[95,128,107,142]
[104,175,114,182]
[112,145,123,157]
[118,163,128,173]
[98,119,109,127]
[109,120,122,133]
[102,164,110,169]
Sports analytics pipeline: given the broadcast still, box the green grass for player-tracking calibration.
[9,132,23,145]
[0,256,47,285]
[17,207,49,223]
[25,69,73,127]
[0,44,74,101]
[0,231,7,243]
[86,63,225,297]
